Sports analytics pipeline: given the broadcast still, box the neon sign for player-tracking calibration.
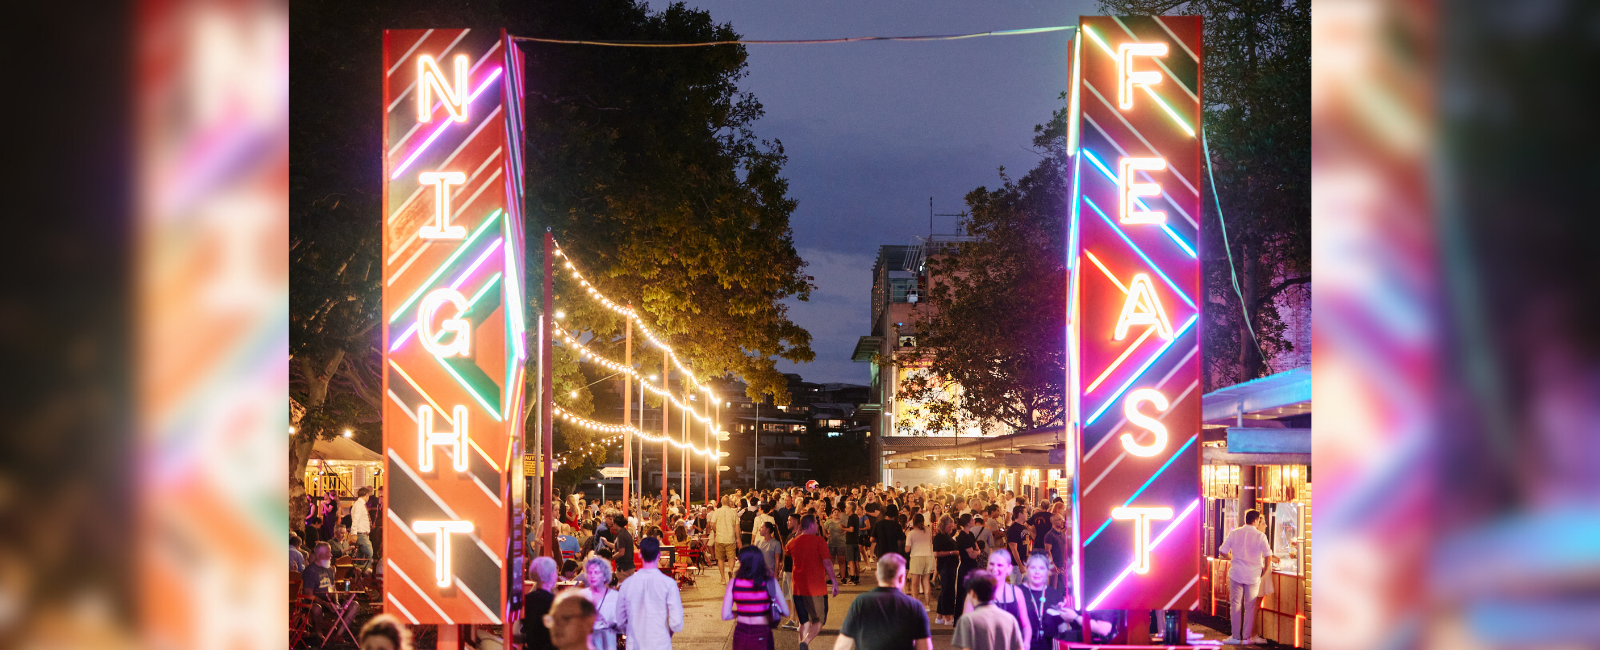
[383,28,526,627]
[1067,16,1203,616]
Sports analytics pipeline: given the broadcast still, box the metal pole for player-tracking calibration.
[755,400,760,491]
[638,376,645,515]
[715,398,721,502]
[540,231,555,555]
[704,394,711,506]
[682,397,689,510]
[661,353,670,525]
[622,313,631,518]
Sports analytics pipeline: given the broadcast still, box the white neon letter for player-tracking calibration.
[417,404,470,472]
[418,171,468,239]
[1120,388,1170,457]
[417,54,470,123]
[1117,43,1167,110]
[419,289,472,358]
[1111,506,1173,574]
[1119,157,1167,225]
[411,520,474,587]
[1113,274,1174,341]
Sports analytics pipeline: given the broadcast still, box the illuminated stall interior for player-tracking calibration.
[1200,367,1311,648]
[303,435,384,498]
[883,428,1071,505]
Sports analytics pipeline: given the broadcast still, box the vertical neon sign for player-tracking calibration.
[1068,15,1202,615]
[382,28,527,627]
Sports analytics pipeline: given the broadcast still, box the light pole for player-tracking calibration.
[754,400,760,491]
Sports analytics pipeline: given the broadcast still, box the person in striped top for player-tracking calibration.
[722,545,788,650]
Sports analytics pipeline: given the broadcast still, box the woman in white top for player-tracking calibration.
[581,556,623,650]
[904,513,936,606]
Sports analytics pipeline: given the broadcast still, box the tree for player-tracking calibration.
[1098,0,1311,387]
[513,0,815,407]
[900,106,1073,434]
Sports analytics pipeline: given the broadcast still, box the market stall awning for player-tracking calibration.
[312,436,382,463]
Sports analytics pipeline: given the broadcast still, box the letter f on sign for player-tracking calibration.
[1117,43,1167,110]
[1112,506,1173,574]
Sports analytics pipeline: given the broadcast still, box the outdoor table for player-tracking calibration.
[319,589,362,648]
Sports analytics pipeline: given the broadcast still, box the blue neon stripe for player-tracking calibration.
[1161,224,1198,258]
[1082,197,1196,309]
[1082,433,1200,547]
[1068,149,1083,270]
[1082,148,1117,183]
[1086,315,1198,426]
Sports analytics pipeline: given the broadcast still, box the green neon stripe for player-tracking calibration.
[439,358,503,422]
[1142,86,1195,136]
[388,209,504,324]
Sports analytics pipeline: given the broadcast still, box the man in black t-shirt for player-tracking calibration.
[953,513,981,621]
[1028,509,1053,547]
[838,554,932,650]
[1006,505,1030,571]
[612,515,636,578]
[872,505,905,560]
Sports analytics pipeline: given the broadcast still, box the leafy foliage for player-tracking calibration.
[898,106,1072,434]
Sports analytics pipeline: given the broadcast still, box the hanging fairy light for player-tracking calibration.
[550,240,720,398]
[554,326,717,425]
[551,404,720,457]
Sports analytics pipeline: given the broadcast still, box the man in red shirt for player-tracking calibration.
[785,514,839,650]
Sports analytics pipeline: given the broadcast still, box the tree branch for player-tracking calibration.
[1254,276,1310,311]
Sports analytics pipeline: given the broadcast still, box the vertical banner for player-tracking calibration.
[1068,16,1202,613]
[382,28,527,626]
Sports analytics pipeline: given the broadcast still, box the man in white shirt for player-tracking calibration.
[617,537,684,648]
[350,487,373,559]
[710,495,743,583]
[1218,509,1278,646]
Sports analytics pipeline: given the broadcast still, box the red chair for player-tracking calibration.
[289,572,313,648]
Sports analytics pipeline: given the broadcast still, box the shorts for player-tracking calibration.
[847,546,861,562]
[909,556,933,575]
[779,571,792,599]
[793,595,829,625]
[830,546,848,560]
[715,542,740,562]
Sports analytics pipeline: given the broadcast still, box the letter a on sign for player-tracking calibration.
[1114,274,1174,341]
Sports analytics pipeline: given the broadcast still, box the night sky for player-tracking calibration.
[660,0,1096,384]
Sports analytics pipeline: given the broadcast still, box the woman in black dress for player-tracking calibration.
[932,514,960,626]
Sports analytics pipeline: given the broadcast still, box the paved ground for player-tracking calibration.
[675,564,1238,649]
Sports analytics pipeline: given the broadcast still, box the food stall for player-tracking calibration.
[304,436,384,497]
[1200,367,1311,648]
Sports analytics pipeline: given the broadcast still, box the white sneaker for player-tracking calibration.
[1221,639,1244,646]
[1249,636,1270,645]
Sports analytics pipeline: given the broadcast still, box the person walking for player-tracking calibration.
[825,509,850,587]
[1219,509,1277,646]
[844,501,863,585]
[350,487,374,559]
[617,537,685,649]
[931,515,960,626]
[611,515,636,580]
[833,554,932,650]
[951,570,1025,650]
[741,498,759,546]
[904,514,935,607]
[581,557,623,650]
[722,545,789,650]
[545,590,599,650]
[953,514,982,624]
[961,551,1031,643]
[711,496,743,584]
[786,514,839,650]
[524,556,560,650]
[871,505,905,567]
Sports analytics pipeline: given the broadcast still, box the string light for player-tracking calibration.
[553,326,717,425]
[550,240,719,399]
[550,404,719,457]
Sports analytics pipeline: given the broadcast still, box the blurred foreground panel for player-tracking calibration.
[1314,0,1600,648]
[134,0,287,649]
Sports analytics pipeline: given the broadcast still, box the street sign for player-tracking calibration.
[599,467,629,478]
[382,28,528,627]
[1067,15,1203,613]
[717,466,731,471]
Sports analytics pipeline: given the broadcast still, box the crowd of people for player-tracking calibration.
[525,481,1115,650]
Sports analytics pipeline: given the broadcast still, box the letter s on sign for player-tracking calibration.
[1119,388,1169,457]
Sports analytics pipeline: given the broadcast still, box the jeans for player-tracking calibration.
[356,532,373,559]
[1229,579,1260,640]
[732,621,774,650]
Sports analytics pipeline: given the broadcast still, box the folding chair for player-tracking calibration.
[289,573,312,648]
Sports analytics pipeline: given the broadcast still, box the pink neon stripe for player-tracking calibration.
[390,66,504,180]
[1086,325,1157,393]
[389,237,504,352]
[1086,498,1201,611]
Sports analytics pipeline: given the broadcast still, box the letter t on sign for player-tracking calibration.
[412,520,475,588]
[1112,506,1173,574]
